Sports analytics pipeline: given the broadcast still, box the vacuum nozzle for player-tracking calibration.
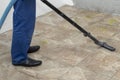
[41,0,116,52]
[96,42,116,51]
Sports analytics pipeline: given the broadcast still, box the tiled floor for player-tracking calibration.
[0,5,120,80]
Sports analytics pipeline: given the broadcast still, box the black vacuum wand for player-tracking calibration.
[41,0,116,51]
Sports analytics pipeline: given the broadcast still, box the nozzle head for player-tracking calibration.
[96,42,116,51]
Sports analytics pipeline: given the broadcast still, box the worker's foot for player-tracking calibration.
[13,57,42,67]
[28,46,40,53]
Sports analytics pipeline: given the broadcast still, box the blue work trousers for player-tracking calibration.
[11,0,36,64]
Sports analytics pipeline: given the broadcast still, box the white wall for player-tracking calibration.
[73,0,120,15]
[36,0,73,16]
[0,0,73,34]
[0,0,13,33]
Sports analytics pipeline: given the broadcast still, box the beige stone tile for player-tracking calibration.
[84,23,118,39]
[77,52,120,80]
[60,67,87,80]
[0,43,10,55]
[110,69,120,80]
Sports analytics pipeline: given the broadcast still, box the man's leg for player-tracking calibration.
[11,0,40,65]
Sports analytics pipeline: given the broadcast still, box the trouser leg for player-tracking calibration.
[11,0,36,64]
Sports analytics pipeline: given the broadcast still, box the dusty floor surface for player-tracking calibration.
[0,5,120,80]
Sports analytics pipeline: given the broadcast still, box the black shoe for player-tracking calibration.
[13,57,42,67]
[27,46,40,53]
